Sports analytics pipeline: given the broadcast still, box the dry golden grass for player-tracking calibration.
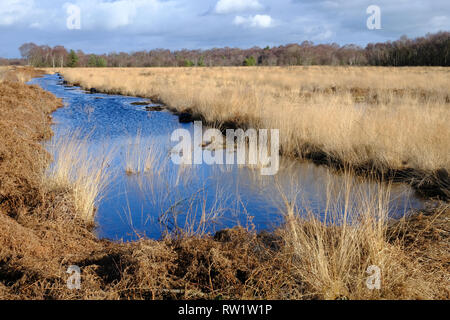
[276,173,447,299]
[1,66,44,83]
[46,132,113,222]
[0,79,62,213]
[53,67,450,175]
[0,67,7,82]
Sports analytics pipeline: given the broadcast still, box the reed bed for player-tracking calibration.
[55,66,450,175]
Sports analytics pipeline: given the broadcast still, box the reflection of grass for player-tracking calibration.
[125,152,228,238]
[46,132,112,222]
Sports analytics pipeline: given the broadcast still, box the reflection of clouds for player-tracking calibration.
[103,129,421,239]
[239,157,421,221]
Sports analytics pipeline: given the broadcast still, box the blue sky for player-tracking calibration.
[0,0,449,58]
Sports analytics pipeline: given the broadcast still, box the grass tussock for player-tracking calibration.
[0,66,45,83]
[53,66,450,199]
[46,133,112,222]
[0,67,448,300]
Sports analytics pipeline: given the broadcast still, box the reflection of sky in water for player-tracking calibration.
[30,74,424,242]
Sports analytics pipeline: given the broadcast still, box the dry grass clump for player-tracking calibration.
[387,204,450,298]
[0,66,45,83]
[46,133,112,222]
[275,173,447,299]
[53,66,450,198]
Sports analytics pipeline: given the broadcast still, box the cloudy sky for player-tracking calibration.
[0,0,449,58]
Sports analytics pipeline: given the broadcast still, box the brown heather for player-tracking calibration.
[0,66,448,300]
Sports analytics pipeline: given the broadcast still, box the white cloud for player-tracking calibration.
[0,0,34,26]
[0,0,179,30]
[69,0,164,30]
[430,15,450,30]
[24,0,188,32]
[215,0,263,14]
[233,14,273,28]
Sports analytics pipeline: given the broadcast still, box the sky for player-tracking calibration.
[0,0,449,58]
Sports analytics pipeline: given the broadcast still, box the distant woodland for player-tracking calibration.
[2,32,449,67]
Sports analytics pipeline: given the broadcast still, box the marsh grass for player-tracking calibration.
[46,131,113,222]
[55,66,450,175]
[282,174,391,298]
[0,67,7,82]
[0,66,44,83]
[118,152,441,299]
[125,152,229,238]
[272,170,441,299]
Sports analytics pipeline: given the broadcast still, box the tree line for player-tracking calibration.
[1,31,448,67]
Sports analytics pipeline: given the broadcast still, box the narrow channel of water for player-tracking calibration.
[29,74,424,241]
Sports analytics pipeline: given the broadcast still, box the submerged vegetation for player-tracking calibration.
[0,66,448,300]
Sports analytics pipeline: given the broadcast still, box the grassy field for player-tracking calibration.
[0,66,448,299]
[55,66,450,199]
